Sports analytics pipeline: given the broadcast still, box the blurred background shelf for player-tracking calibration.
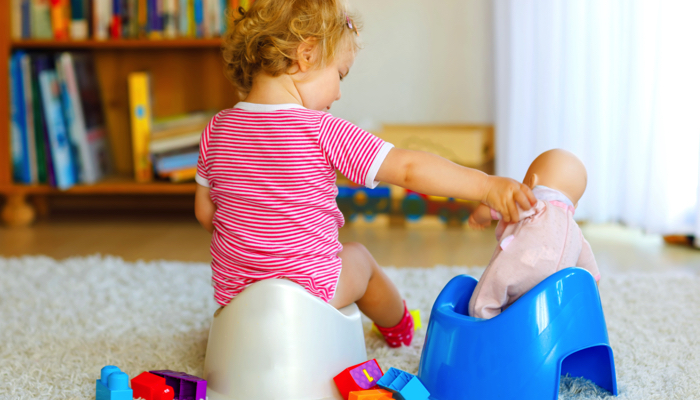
[0,2,238,227]
[11,39,223,50]
[0,175,197,195]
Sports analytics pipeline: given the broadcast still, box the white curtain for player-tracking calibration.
[494,0,700,243]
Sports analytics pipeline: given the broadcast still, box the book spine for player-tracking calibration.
[147,0,162,38]
[58,53,99,184]
[39,70,77,190]
[30,57,48,184]
[109,0,121,38]
[178,0,188,37]
[137,0,147,37]
[20,54,38,184]
[93,0,107,39]
[219,0,226,35]
[187,0,195,37]
[69,0,88,39]
[163,0,176,38]
[128,72,153,183]
[193,0,203,38]
[9,54,30,184]
[32,0,54,39]
[12,0,22,39]
[49,0,70,39]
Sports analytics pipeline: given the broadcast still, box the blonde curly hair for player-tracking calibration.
[222,0,362,96]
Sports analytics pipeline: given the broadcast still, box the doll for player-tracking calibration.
[467,149,600,319]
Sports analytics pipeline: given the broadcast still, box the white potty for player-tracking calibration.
[203,279,367,400]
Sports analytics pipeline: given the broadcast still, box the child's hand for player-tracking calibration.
[481,176,536,223]
[468,204,493,230]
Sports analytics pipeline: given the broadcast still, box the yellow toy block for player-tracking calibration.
[371,309,421,336]
[348,388,393,400]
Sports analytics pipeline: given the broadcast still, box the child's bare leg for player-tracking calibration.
[329,242,404,328]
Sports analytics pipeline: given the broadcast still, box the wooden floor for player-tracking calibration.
[1,212,698,274]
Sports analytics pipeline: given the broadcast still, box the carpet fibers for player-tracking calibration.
[0,255,698,399]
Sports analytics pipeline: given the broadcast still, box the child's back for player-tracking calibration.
[196,103,391,306]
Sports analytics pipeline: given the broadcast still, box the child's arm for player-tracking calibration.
[195,184,216,234]
[375,148,536,223]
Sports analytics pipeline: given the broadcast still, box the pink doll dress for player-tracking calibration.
[468,188,600,319]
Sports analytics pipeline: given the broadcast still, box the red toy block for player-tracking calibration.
[333,359,384,400]
[131,371,175,400]
[349,388,393,400]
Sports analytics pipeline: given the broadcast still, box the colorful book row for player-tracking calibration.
[10,0,255,41]
[9,51,111,190]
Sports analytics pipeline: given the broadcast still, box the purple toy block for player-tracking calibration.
[149,370,207,400]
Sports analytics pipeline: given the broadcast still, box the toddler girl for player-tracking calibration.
[194,0,536,347]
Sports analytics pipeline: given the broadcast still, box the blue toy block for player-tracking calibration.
[418,267,618,400]
[96,365,133,400]
[376,368,430,400]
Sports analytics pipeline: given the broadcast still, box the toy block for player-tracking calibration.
[149,370,207,400]
[348,388,393,400]
[372,309,422,336]
[333,359,384,400]
[132,371,175,400]
[96,366,132,400]
[376,368,430,400]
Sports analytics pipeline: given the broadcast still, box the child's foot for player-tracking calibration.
[376,301,414,347]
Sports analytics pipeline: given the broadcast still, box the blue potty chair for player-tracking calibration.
[418,267,617,400]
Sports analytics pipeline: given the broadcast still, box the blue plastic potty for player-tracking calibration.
[418,267,617,400]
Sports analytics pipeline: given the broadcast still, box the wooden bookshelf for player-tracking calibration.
[11,39,223,50]
[0,8,238,227]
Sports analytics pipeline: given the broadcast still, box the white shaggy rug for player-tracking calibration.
[0,255,699,400]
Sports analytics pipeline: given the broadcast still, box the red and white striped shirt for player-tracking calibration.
[196,102,393,306]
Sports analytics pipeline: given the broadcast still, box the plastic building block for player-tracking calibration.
[95,365,132,400]
[348,388,393,400]
[149,370,207,400]
[131,371,175,400]
[371,309,421,336]
[376,368,430,400]
[333,359,384,400]
[418,268,618,400]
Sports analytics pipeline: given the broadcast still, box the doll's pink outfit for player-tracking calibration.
[468,186,600,319]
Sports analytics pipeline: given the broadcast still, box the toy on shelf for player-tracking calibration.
[149,370,207,400]
[96,365,132,400]
[335,184,478,227]
[402,191,478,226]
[337,186,390,222]
[203,279,366,400]
[131,372,175,400]
[376,368,430,400]
[348,388,393,400]
[333,359,384,399]
[417,269,617,400]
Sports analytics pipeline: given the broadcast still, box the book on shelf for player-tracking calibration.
[56,52,112,184]
[9,52,32,184]
[128,71,153,183]
[11,0,256,41]
[153,146,199,175]
[32,54,57,186]
[8,51,112,188]
[38,70,78,190]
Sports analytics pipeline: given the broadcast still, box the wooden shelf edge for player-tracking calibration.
[0,179,197,195]
[11,38,223,50]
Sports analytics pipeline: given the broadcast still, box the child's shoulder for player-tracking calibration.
[213,104,332,123]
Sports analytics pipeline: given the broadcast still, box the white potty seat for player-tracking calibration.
[203,279,367,400]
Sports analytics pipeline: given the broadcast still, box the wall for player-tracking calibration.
[332,0,494,129]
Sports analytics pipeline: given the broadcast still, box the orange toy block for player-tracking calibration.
[349,389,393,400]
